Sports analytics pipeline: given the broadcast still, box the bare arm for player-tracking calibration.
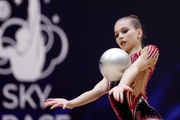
[44,77,109,109]
[69,77,109,108]
[109,45,159,102]
[119,45,159,85]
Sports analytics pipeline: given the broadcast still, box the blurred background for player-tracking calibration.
[0,0,180,120]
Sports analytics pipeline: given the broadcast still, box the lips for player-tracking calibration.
[120,41,126,45]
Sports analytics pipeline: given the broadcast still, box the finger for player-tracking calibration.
[108,89,113,95]
[46,98,55,101]
[124,86,133,92]
[113,91,120,102]
[120,91,124,103]
[116,91,120,102]
[63,103,67,109]
[113,91,118,101]
[44,101,56,108]
[43,102,48,108]
[43,103,48,108]
[51,103,63,110]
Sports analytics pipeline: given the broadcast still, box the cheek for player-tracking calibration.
[115,39,119,44]
[126,31,137,41]
[127,32,134,38]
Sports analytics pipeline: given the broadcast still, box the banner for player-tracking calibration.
[0,0,70,120]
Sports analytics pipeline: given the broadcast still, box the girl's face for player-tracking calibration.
[114,19,142,53]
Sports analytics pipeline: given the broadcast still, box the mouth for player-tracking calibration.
[120,41,127,46]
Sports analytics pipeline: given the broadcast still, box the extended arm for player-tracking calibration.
[44,77,109,110]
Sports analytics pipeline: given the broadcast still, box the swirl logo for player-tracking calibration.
[0,0,11,21]
[0,0,69,82]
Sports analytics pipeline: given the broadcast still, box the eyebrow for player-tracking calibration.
[114,27,128,33]
[120,27,128,30]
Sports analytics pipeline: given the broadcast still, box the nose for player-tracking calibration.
[118,33,123,39]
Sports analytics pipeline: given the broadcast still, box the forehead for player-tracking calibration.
[114,19,133,31]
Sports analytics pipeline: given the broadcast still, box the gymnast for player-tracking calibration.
[44,15,162,120]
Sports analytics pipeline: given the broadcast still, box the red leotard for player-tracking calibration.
[109,45,163,120]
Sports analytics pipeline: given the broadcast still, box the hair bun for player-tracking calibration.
[128,15,140,21]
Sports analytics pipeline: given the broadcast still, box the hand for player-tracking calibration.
[108,85,133,103]
[43,98,73,110]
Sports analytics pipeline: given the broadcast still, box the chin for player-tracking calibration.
[120,47,128,52]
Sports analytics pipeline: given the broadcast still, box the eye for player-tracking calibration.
[122,29,128,33]
[115,34,119,38]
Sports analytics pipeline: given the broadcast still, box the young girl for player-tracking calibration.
[43,15,162,120]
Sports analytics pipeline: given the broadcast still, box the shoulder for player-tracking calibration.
[138,44,159,68]
[141,44,159,57]
[143,44,159,52]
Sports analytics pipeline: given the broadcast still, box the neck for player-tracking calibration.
[127,43,142,55]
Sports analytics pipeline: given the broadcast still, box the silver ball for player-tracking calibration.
[99,48,131,81]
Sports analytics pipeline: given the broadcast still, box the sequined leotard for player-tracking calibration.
[109,45,162,120]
